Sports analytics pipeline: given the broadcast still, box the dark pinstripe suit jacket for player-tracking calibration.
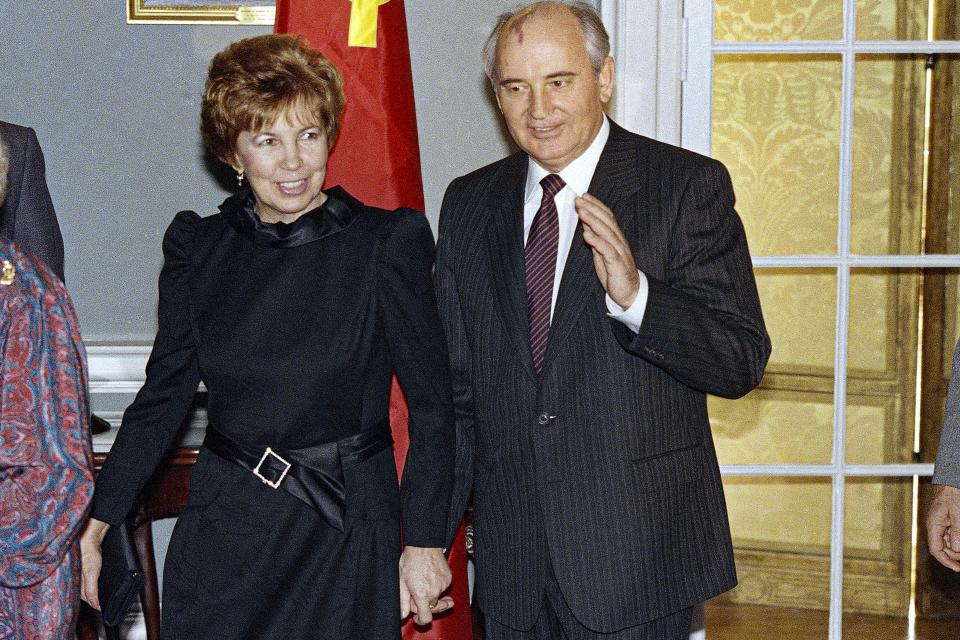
[435,121,771,632]
[0,121,64,281]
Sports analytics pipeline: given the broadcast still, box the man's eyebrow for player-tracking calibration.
[498,71,577,87]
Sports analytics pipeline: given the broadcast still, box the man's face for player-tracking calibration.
[493,9,613,173]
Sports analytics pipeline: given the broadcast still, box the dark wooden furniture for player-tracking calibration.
[77,449,198,640]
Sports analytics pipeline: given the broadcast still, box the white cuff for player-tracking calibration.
[605,270,648,334]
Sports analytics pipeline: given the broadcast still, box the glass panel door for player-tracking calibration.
[683,0,960,637]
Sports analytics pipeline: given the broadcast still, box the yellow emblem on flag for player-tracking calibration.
[348,0,389,48]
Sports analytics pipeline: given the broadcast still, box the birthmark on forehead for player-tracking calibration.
[515,25,524,44]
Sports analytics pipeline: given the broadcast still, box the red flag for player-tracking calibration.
[275,3,473,638]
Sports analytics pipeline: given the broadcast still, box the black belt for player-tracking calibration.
[202,420,393,532]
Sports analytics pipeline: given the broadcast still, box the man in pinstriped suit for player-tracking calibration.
[434,2,771,638]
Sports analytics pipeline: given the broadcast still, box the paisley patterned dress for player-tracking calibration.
[0,240,94,640]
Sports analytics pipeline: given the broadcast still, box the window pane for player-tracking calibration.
[715,0,842,41]
[857,0,960,40]
[846,269,959,464]
[851,55,925,254]
[842,477,913,636]
[843,477,960,637]
[759,269,837,375]
[846,269,919,464]
[713,55,841,255]
[706,476,832,639]
[851,55,960,254]
[712,268,836,464]
[711,388,834,464]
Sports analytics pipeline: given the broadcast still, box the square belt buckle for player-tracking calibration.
[253,446,291,489]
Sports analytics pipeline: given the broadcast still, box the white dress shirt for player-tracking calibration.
[522,117,649,333]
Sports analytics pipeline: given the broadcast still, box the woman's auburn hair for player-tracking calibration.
[201,34,345,164]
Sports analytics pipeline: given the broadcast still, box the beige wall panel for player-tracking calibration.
[715,0,842,40]
[713,55,841,255]
[725,477,832,551]
[755,269,836,372]
[711,391,833,464]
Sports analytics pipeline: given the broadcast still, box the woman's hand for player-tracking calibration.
[79,517,111,610]
[399,546,453,625]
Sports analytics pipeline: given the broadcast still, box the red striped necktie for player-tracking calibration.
[525,173,565,374]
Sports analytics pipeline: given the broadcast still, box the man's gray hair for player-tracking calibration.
[482,1,610,84]
[0,133,8,208]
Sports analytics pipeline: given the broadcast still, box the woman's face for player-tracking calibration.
[232,109,329,224]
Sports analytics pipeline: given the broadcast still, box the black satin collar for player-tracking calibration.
[221,185,361,248]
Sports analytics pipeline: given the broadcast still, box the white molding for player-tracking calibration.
[87,344,150,394]
[714,39,960,53]
[752,254,960,268]
[655,0,684,144]
[719,463,935,477]
[601,0,684,144]
[680,0,713,154]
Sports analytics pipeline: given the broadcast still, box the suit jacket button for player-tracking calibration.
[538,412,550,425]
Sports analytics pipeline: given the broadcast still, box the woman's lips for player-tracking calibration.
[277,178,307,195]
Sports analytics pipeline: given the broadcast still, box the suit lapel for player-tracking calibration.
[485,155,539,380]
[542,122,640,371]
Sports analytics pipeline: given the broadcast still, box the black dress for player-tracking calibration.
[91,187,455,639]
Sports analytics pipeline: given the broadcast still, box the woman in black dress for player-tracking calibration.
[79,34,455,639]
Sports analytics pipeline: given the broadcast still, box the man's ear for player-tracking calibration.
[598,56,615,104]
[492,79,504,112]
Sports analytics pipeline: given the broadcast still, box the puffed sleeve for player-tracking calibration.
[91,210,202,527]
[0,252,94,587]
[377,210,455,547]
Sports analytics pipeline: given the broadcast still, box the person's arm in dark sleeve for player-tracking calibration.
[610,159,771,399]
[90,210,202,527]
[380,209,458,623]
[433,180,476,551]
[378,209,455,548]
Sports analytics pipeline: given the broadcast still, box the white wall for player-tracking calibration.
[0,2,519,350]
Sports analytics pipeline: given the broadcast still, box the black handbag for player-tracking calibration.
[97,519,144,636]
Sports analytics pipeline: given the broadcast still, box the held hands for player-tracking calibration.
[79,517,111,610]
[82,522,457,622]
[927,484,960,571]
[399,546,453,625]
[575,194,640,309]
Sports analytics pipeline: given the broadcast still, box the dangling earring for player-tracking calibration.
[236,170,244,187]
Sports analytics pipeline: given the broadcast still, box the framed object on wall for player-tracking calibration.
[127,0,275,25]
